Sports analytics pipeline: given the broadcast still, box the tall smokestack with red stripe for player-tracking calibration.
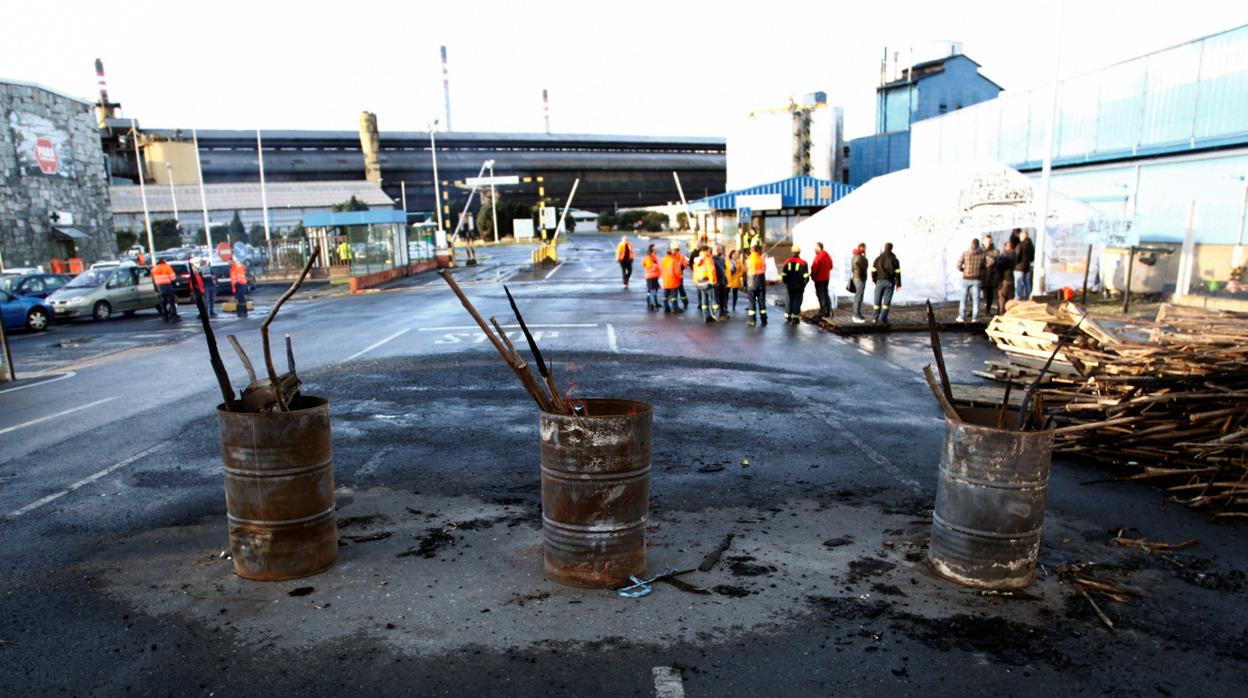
[94,58,119,128]
[441,45,452,132]
[543,89,550,134]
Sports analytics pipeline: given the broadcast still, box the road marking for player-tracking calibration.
[606,323,619,353]
[0,396,117,437]
[652,666,685,698]
[418,323,598,332]
[344,327,412,362]
[544,262,563,280]
[791,388,923,494]
[0,371,77,395]
[7,442,164,518]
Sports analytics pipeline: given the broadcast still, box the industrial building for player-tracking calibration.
[848,45,1003,186]
[688,175,854,245]
[909,23,1248,299]
[0,78,113,270]
[726,92,847,190]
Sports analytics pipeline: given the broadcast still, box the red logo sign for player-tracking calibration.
[216,242,233,261]
[34,137,59,175]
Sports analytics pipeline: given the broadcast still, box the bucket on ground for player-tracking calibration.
[217,396,338,581]
[540,398,652,588]
[928,407,1054,590]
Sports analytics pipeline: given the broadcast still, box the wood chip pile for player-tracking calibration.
[982,301,1248,518]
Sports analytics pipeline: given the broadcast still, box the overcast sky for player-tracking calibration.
[2,1,1244,140]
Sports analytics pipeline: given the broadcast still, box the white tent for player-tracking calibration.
[791,161,1131,307]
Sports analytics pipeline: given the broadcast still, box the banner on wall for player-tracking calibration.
[9,111,76,179]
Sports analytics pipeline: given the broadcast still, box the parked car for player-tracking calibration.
[166,261,194,301]
[47,266,160,321]
[0,289,53,331]
[210,263,234,299]
[0,273,73,299]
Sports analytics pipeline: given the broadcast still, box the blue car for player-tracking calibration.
[0,288,53,332]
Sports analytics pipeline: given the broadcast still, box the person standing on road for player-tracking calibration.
[642,244,661,311]
[956,238,987,322]
[616,236,635,289]
[660,245,683,313]
[192,258,218,319]
[850,243,869,323]
[746,244,768,327]
[712,244,729,319]
[152,259,180,323]
[871,243,901,325]
[1013,228,1035,301]
[781,246,810,324]
[726,249,744,313]
[981,235,1000,316]
[672,244,690,310]
[996,239,1017,312]
[693,247,720,323]
[230,259,249,319]
[810,242,833,319]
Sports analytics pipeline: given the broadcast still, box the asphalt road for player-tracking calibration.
[0,235,1244,697]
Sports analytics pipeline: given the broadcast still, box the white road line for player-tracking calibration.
[544,262,564,280]
[8,442,164,518]
[344,327,412,362]
[418,323,598,332]
[792,388,923,494]
[606,323,619,353]
[0,371,77,395]
[652,666,685,698]
[0,396,117,437]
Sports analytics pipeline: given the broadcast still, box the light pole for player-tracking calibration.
[165,162,180,231]
[429,120,448,265]
[487,159,499,245]
[131,119,156,263]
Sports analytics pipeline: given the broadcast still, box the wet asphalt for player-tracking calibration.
[0,235,1244,697]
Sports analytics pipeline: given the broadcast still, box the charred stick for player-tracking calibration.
[490,317,556,410]
[923,365,961,422]
[1017,318,1083,431]
[284,332,296,377]
[1078,587,1116,631]
[190,269,238,410]
[260,244,320,412]
[504,285,569,414]
[925,300,955,406]
[227,335,258,383]
[997,381,1014,429]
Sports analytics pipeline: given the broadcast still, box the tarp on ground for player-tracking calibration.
[790,161,1133,307]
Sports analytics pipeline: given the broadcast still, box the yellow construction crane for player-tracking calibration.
[749,95,828,177]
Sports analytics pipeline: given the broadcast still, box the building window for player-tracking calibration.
[939,104,948,114]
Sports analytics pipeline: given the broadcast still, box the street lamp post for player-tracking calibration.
[165,162,180,230]
[488,159,499,245]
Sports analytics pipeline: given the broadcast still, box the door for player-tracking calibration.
[0,290,21,329]
[18,276,47,298]
[134,268,159,309]
[107,268,138,310]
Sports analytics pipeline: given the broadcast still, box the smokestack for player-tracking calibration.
[892,51,900,82]
[880,47,888,86]
[359,111,382,184]
[440,45,452,132]
[542,89,550,134]
[94,58,119,128]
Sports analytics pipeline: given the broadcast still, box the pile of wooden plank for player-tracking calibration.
[982,302,1248,518]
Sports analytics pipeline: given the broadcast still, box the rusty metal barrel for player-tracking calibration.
[540,398,652,588]
[929,407,1054,590]
[217,396,338,581]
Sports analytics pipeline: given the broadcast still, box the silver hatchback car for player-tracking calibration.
[48,265,161,321]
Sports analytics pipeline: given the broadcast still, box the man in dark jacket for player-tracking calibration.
[1013,229,1035,301]
[981,235,1000,316]
[850,243,868,323]
[870,243,901,325]
[781,246,810,324]
[712,244,729,318]
[810,242,833,318]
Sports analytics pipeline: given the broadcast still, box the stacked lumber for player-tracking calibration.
[984,302,1248,518]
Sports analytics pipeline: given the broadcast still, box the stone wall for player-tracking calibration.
[0,80,113,269]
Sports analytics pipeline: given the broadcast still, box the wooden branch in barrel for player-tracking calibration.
[189,267,239,411]
[260,245,320,412]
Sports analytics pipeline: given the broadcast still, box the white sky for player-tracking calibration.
[2,1,1244,140]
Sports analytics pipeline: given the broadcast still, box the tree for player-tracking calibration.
[597,211,617,231]
[676,212,690,231]
[115,229,137,253]
[477,198,532,239]
[286,222,306,239]
[151,218,182,251]
[641,212,669,233]
[331,196,369,212]
[247,224,266,247]
[617,210,645,230]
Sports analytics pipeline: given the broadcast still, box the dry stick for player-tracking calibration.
[226,335,258,383]
[190,269,238,410]
[1077,587,1116,631]
[997,381,1014,429]
[260,244,320,412]
[490,317,564,416]
[284,332,296,376]
[923,365,961,422]
[1016,317,1084,431]
[504,285,570,415]
[439,270,553,412]
[925,300,955,405]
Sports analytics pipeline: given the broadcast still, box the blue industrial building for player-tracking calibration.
[910,24,1248,298]
[689,175,853,245]
[849,53,1003,187]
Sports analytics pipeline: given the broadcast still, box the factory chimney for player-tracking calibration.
[440,45,452,132]
[542,89,550,134]
[94,58,120,128]
[359,111,382,184]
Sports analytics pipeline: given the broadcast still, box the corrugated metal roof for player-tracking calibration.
[303,210,407,227]
[110,180,393,214]
[694,176,854,211]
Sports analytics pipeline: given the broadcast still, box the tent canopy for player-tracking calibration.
[791,161,1130,305]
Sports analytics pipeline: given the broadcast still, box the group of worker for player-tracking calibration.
[150,256,250,322]
[953,228,1035,322]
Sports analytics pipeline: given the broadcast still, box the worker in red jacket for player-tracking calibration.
[810,242,833,318]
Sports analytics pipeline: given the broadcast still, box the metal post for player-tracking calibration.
[673,171,692,236]
[193,129,212,250]
[489,162,499,245]
[165,162,180,226]
[1033,4,1065,297]
[549,178,580,247]
[1080,243,1092,306]
[257,130,271,242]
[1122,246,1135,315]
[0,308,15,382]
[440,46,452,132]
[1233,172,1248,269]
[131,119,156,263]
[1176,201,1198,299]
[400,181,407,219]
[429,122,446,255]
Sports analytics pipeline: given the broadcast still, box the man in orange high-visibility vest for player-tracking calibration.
[616,236,635,289]
[660,245,683,313]
[152,259,180,323]
[693,247,720,323]
[229,260,249,318]
[745,245,768,327]
[641,244,661,311]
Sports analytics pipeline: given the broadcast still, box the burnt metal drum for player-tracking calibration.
[540,398,652,588]
[929,407,1054,590]
[217,396,338,581]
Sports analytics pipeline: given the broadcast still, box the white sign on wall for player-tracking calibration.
[736,193,782,210]
[513,219,535,241]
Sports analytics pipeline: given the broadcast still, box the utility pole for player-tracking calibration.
[1034,1,1065,296]
[429,121,447,262]
[165,161,180,228]
[489,160,500,245]
[193,129,212,249]
[257,129,271,242]
[131,119,156,262]
[440,46,452,132]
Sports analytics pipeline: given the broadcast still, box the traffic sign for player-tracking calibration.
[34,137,58,175]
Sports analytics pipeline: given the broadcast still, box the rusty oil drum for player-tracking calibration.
[929,407,1054,590]
[217,396,338,581]
[540,399,652,588]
